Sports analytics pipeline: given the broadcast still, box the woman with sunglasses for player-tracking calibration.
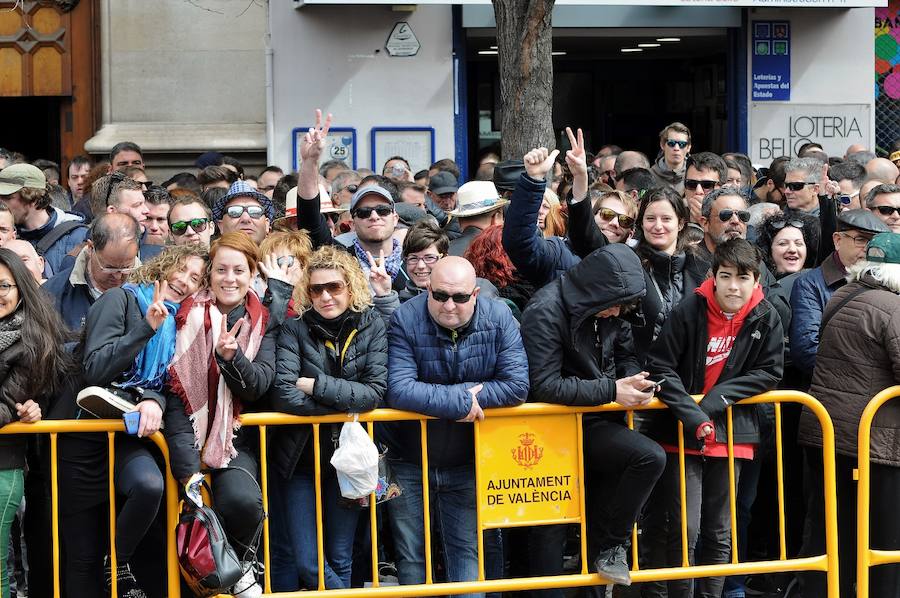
[592,190,638,244]
[270,245,387,591]
[72,245,208,597]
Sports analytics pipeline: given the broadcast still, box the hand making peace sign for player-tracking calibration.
[145,280,170,331]
[564,126,589,201]
[300,109,333,165]
[215,317,244,362]
[366,249,392,297]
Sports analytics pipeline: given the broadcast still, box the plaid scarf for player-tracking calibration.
[168,289,268,469]
[353,238,403,281]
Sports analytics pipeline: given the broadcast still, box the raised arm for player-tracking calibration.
[296,109,336,247]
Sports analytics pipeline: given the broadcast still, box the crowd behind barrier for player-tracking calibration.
[2,115,900,598]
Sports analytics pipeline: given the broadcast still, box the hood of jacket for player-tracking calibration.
[561,243,646,333]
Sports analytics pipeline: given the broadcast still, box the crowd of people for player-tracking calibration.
[0,114,899,598]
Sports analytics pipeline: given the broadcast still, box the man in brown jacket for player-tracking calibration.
[797,232,900,597]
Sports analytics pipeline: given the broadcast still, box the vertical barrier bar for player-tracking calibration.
[149,434,181,598]
[313,423,325,591]
[474,420,485,581]
[774,403,787,560]
[108,432,118,598]
[677,422,689,567]
[366,421,379,588]
[420,420,433,585]
[50,432,60,598]
[626,410,639,570]
[576,413,588,575]
[258,425,272,594]
[726,408,738,563]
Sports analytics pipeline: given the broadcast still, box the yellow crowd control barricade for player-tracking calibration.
[856,385,900,598]
[0,419,181,598]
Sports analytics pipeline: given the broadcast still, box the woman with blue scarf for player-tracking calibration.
[69,245,207,598]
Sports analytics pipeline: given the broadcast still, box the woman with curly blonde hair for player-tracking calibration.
[270,245,388,591]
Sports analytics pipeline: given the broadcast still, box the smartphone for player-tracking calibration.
[643,379,664,393]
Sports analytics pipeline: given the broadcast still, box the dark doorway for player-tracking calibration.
[0,97,62,164]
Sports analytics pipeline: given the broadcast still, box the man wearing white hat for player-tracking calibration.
[447,181,508,257]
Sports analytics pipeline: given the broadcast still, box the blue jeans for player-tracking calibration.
[386,459,500,598]
[282,471,361,589]
[0,469,24,598]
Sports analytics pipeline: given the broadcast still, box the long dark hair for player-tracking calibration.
[0,248,73,399]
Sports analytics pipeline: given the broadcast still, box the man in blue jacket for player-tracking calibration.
[385,256,529,597]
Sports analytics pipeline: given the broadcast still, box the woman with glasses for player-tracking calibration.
[397,219,449,302]
[69,245,208,597]
[270,246,387,591]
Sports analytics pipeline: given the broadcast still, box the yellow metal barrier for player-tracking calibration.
[0,390,839,598]
[856,385,900,598]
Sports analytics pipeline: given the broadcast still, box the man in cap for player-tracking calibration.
[427,171,458,212]
[212,179,275,245]
[0,162,88,276]
[447,181,507,257]
[789,209,891,385]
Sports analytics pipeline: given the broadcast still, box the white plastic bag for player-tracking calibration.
[330,420,380,499]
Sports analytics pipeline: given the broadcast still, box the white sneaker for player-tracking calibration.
[232,562,262,597]
[76,386,136,419]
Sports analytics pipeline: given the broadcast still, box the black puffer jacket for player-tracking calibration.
[520,244,646,412]
[645,290,784,450]
[270,307,387,480]
[0,340,39,470]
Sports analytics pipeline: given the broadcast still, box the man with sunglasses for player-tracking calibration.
[683,152,726,224]
[168,196,214,248]
[651,122,692,195]
[212,179,275,245]
[865,183,900,233]
[385,256,529,595]
[783,158,824,214]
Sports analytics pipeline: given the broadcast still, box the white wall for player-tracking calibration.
[269,3,455,173]
[748,7,875,163]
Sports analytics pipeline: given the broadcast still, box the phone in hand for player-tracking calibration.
[642,379,663,393]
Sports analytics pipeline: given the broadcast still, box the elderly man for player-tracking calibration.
[384,256,529,596]
[213,179,274,245]
[797,232,900,598]
[783,158,825,215]
[6,239,46,284]
[865,183,900,233]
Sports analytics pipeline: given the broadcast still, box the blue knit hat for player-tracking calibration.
[212,180,275,222]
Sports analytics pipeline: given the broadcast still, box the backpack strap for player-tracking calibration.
[35,220,86,256]
[820,285,873,334]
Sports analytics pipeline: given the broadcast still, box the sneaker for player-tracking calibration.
[593,544,631,587]
[103,556,148,598]
[77,386,137,419]
[232,562,262,597]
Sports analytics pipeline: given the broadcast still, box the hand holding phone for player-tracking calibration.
[642,379,663,393]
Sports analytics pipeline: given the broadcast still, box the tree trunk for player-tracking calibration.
[492,0,556,161]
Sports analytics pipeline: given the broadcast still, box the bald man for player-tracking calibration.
[866,157,900,184]
[383,256,530,594]
[5,239,45,283]
[845,143,867,158]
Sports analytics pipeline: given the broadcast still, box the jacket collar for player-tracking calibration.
[822,252,847,287]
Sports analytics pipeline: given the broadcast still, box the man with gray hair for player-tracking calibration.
[330,170,361,209]
[783,158,825,214]
[865,183,900,233]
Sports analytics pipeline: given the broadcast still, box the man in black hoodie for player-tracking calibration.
[520,243,666,590]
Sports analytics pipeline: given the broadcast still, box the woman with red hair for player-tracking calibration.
[464,225,534,317]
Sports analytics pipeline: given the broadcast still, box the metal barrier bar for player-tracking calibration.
[108,432,119,598]
[259,424,272,594]
[677,420,689,568]
[313,423,325,590]
[856,385,900,597]
[774,402,787,561]
[366,421,379,589]
[726,407,738,564]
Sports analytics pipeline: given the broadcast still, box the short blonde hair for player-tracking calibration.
[293,245,373,315]
[594,189,638,219]
[128,245,209,286]
[259,230,313,273]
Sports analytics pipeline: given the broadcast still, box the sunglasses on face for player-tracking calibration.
[431,288,474,304]
[784,181,815,192]
[225,205,265,219]
[666,139,689,149]
[685,179,717,191]
[308,280,347,298]
[873,205,900,217]
[353,204,393,219]
[276,255,295,268]
[717,209,751,223]
[170,217,210,236]
[338,184,358,196]
[769,218,804,230]
[596,207,635,229]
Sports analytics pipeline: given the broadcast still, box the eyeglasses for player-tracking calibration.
[276,255,295,268]
[103,171,129,207]
[170,217,210,236]
[784,181,816,192]
[431,288,475,304]
[225,205,265,219]
[596,207,635,229]
[717,209,751,223]
[91,250,135,275]
[769,219,804,230]
[405,254,442,267]
[840,232,872,248]
[0,283,16,297]
[872,205,900,217]
[308,280,347,298]
[665,139,689,149]
[685,179,717,191]
[353,204,393,219]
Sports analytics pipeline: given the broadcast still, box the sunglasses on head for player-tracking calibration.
[225,205,265,219]
[685,179,717,191]
[431,288,474,304]
[353,204,393,219]
[784,181,815,192]
[769,218,804,230]
[170,217,210,236]
[717,209,751,223]
[308,280,347,298]
[665,139,689,149]
[596,207,635,229]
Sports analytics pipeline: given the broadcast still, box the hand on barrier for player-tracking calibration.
[458,384,485,422]
[524,147,560,181]
[614,372,655,408]
[131,399,163,438]
[15,399,41,423]
[296,376,315,395]
[145,280,170,331]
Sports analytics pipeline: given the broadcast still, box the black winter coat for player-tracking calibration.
[521,244,646,411]
[0,341,41,470]
[645,292,784,450]
[270,307,387,479]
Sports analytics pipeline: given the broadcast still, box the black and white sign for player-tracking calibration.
[385,22,420,57]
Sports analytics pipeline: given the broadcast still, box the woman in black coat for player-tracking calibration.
[270,245,387,591]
